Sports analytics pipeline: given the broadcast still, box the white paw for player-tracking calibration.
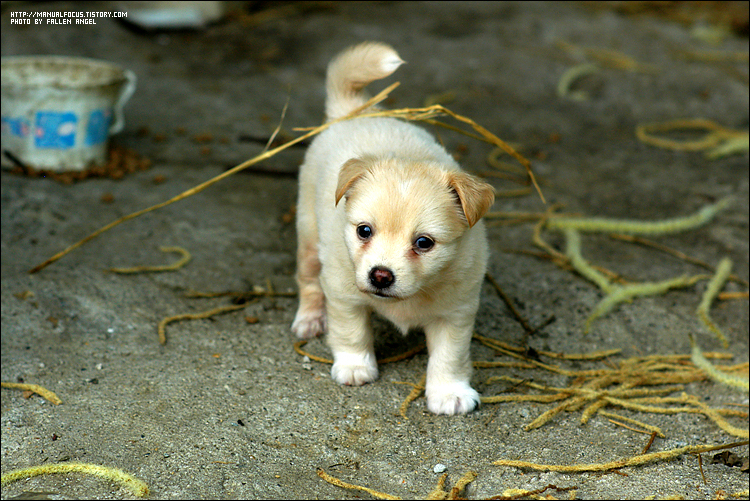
[331,352,378,386]
[425,382,480,415]
[291,308,326,339]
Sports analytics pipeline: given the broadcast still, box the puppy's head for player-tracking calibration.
[335,156,495,299]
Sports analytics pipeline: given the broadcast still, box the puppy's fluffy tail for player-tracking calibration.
[325,42,404,120]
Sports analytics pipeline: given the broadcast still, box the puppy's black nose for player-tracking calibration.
[369,267,395,289]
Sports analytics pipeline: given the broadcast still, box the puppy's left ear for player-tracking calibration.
[335,157,370,206]
[447,172,496,227]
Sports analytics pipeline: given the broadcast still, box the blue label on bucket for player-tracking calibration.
[35,111,77,149]
[1,116,30,138]
[85,109,112,146]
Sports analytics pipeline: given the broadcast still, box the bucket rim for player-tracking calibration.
[1,55,131,89]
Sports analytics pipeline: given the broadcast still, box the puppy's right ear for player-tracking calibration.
[335,157,370,206]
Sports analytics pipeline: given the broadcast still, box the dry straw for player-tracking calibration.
[635,118,748,159]
[545,198,736,333]
[158,302,251,345]
[109,246,191,274]
[29,83,540,274]
[493,441,748,473]
[293,339,425,366]
[316,468,477,500]
[316,468,400,500]
[608,233,749,287]
[547,197,734,234]
[690,334,749,392]
[696,257,733,348]
[473,333,747,437]
[556,40,660,74]
[396,373,426,419]
[0,382,62,405]
[557,63,600,101]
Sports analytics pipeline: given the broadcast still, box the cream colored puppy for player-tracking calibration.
[292,42,495,415]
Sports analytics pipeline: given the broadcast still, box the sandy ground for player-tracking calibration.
[2,2,748,499]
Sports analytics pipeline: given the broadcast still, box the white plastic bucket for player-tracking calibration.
[1,56,136,171]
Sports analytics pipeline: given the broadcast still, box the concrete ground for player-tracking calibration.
[2,1,748,499]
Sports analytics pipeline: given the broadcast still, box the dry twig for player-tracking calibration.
[1,462,148,497]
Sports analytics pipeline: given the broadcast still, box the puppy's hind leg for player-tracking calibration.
[292,191,326,339]
[292,241,326,339]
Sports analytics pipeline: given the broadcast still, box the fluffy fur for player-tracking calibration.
[292,42,495,415]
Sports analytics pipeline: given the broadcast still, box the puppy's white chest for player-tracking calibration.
[368,296,430,334]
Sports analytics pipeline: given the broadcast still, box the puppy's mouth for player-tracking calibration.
[359,286,403,300]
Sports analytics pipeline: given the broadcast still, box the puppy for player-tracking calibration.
[292,42,495,415]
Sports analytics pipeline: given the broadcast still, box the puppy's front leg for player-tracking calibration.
[424,319,479,415]
[326,298,378,387]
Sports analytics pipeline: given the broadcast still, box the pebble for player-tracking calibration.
[433,463,447,473]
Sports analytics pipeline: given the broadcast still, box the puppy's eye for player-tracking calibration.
[414,236,434,252]
[357,224,372,240]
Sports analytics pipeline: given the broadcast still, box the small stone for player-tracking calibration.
[433,463,447,473]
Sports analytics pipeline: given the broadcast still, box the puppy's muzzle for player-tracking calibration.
[369,266,395,293]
